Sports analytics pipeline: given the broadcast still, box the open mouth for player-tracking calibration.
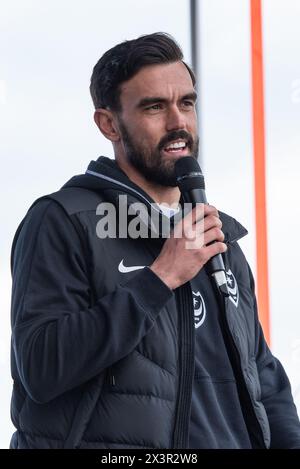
[162,140,190,156]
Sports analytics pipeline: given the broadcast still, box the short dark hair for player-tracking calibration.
[90,32,196,111]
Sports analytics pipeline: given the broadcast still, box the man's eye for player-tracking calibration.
[145,104,162,111]
[182,101,194,107]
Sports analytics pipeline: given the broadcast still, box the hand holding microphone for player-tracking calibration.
[150,157,228,293]
[175,157,229,295]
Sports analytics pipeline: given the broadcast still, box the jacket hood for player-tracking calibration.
[62,156,248,244]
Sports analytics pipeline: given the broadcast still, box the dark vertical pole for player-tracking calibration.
[190,0,203,167]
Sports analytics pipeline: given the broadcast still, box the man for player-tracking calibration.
[10,32,300,449]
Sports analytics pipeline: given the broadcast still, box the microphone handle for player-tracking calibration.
[181,189,229,296]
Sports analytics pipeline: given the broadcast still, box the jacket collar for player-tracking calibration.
[63,156,248,244]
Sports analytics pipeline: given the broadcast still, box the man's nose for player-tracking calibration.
[165,106,187,132]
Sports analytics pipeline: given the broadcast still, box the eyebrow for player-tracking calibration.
[136,91,198,109]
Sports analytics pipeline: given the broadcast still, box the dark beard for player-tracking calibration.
[117,118,199,187]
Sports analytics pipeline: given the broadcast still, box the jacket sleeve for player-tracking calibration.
[248,265,300,448]
[11,199,173,404]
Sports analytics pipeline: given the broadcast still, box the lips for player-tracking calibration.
[158,131,194,158]
[162,139,190,156]
[162,147,190,157]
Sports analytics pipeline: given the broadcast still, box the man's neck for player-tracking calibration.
[116,158,180,206]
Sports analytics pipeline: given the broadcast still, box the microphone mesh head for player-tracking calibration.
[175,157,205,191]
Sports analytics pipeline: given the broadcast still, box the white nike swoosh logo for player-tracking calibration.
[118,259,145,273]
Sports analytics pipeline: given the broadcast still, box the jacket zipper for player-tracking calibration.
[172,284,195,449]
[217,292,266,448]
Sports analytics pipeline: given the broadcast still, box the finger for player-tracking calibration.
[192,204,219,221]
[181,204,205,235]
[203,204,219,217]
[181,203,219,223]
[203,241,227,259]
[184,226,224,248]
[191,204,219,226]
[180,204,221,238]
[195,214,222,233]
[192,222,224,241]
[203,227,225,245]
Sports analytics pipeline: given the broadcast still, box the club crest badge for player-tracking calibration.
[192,290,206,329]
[225,269,239,307]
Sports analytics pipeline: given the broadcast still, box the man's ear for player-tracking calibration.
[94,108,120,142]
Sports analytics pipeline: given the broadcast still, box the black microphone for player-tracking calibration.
[175,156,229,296]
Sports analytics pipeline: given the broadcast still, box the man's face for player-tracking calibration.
[116,61,199,187]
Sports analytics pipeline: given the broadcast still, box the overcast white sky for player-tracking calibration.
[1,0,300,448]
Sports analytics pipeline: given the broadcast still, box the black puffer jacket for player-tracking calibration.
[10,157,300,449]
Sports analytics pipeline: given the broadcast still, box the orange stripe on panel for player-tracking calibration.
[250,0,270,344]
